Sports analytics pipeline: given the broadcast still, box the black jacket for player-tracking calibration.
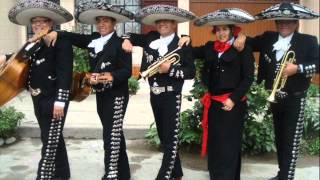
[193,41,255,104]
[59,31,132,94]
[16,37,73,103]
[247,31,319,93]
[129,31,195,93]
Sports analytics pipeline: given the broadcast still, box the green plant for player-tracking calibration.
[145,122,160,147]
[0,107,24,138]
[128,77,140,95]
[73,46,90,73]
[303,96,319,140]
[307,137,320,155]
[242,81,276,154]
[179,108,202,145]
[307,84,320,97]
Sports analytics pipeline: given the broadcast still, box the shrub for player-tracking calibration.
[0,107,24,138]
[307,137,320,155]
[128,77,140,95]
[145,122,160,147]
[242,81,275,154]
[73,46,90,73]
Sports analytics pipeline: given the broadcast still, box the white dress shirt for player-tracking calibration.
[88,31,115,54]
[149,33,175,56]
[273,33,294,61]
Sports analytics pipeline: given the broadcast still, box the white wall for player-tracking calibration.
[60,0,75,31]
[300,0,319,42]
[0,0,26,54]
[178,0,190,36]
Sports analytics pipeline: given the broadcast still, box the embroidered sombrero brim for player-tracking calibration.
[194,8,255,26]
[135,4,196,25]
[76,0,134,24]
[8,0,73,26]
[255,2,320,20]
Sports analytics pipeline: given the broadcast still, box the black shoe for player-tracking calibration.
[52,178,70,180]
[268,176,279,180]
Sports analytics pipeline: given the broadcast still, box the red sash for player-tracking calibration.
[200,92,247,157]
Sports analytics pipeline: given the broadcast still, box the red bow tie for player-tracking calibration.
[213,41,232,53]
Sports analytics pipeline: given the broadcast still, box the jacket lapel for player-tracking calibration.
[220,47,238,62]
[93,32,118,72]
[269,33,279,62]
[166,34,179,55]
[288,32,299,52]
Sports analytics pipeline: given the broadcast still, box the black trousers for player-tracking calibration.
[207,100,247,180]
[271,94,307,180]
[96,92,130,180]
[32,95,70,180]
[150,92,183,180]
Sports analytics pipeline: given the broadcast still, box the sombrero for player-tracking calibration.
[255,2,319,20]
[75,0,134,24]
[8,0,73,26]
[135,4,196,25]
[194,8,255,26]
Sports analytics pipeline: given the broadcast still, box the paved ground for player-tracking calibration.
[0,138,319,180]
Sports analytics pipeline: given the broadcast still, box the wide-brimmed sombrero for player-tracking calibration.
[255,2,319,20]
[8,0,73,26]
[75,0,134,24]
[135,4,196,25]
[194,8,255,26]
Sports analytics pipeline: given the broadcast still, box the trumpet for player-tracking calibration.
[140,47,181,78]
[267,50,296,103]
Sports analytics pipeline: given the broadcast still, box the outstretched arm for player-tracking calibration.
[45,31,94,49]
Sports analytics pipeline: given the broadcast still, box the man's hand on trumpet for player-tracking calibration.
[159,61,171,74]
[283,63,298,77]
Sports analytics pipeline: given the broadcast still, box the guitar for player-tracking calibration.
[0,28,49,106]
[70,72,92,102]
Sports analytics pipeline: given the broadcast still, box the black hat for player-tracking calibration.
[255,2,319,20]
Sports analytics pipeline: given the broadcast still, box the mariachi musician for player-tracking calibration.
[45,0,134,179]
[179,8,255,180]
[1,0,73,179]
[237,3,319,180]
[122,4,196,180]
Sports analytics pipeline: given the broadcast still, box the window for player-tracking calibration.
[75,0,141,35]
[26,0,61,39]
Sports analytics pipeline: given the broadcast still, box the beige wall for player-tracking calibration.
[60,0,75,31]
[0,0,26,54]
[300,0,319,41]
[178,0,190,36]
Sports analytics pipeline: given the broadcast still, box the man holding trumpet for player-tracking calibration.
[234,3,319,180]
[122,4,196,180]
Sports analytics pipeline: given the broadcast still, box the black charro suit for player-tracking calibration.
[247,31,319,180]
[129,31,195,180]
[59,31,132,180]
[6,36,74,179]
[193,41,254,180]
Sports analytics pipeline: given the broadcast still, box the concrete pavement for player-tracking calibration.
[0,138,319,180]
